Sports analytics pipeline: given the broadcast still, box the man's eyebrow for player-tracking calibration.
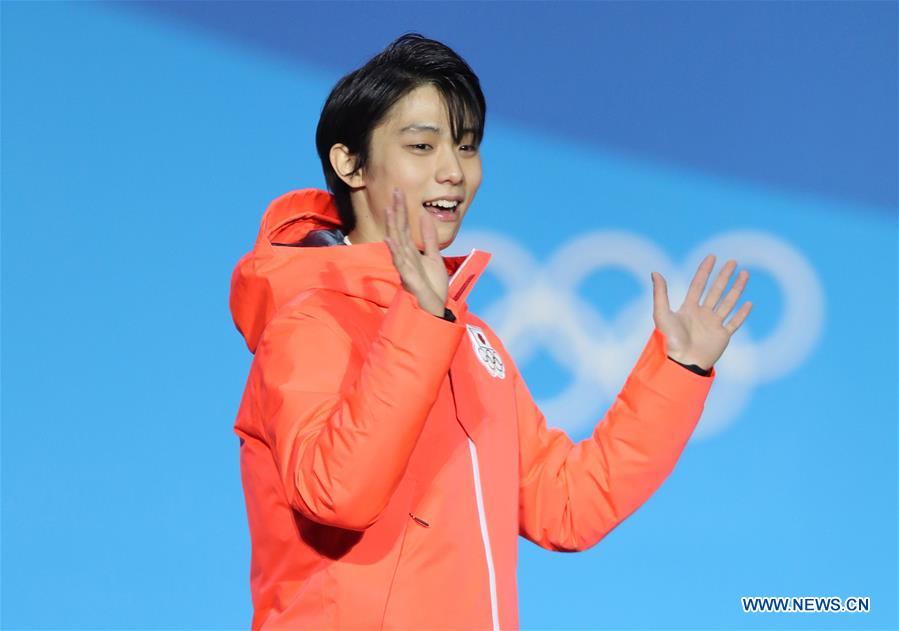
[398,123,478,135]
[399,124,441,134]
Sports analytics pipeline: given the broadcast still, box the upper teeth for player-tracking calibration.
[424,199,459,209]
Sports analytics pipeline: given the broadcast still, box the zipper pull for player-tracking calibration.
[409,512,430,528]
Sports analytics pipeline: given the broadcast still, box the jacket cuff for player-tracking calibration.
[667,355,712,377]
[380,287,466,360]
[629,328,716,407]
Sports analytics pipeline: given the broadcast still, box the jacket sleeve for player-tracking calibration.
[254,287,466,531]
[516,326,715,551]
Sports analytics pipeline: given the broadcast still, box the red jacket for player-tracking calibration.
[229,188,716,629]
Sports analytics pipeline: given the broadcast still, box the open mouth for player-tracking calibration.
[422,199,461,222]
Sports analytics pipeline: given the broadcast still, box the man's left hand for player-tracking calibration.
[651,254,753,371]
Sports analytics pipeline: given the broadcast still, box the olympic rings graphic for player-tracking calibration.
[448,229,825,440]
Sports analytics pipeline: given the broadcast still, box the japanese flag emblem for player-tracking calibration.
[466,324,506,379]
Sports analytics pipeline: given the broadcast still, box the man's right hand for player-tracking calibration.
[383,187,449,317]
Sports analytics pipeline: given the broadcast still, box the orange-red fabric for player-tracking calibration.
[229,188,716,630]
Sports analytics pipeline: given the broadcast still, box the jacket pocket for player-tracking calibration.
[319,475,418,629]
[376,476,418,629]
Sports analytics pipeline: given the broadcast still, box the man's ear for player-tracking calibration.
[329,143,364,188]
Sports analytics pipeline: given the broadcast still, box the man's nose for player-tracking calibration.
[436,148,464,184]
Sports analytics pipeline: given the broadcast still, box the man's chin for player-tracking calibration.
[415,222,461,251]
[437,227,461,251]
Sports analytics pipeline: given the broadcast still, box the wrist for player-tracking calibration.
[666,351,708,370]
[417,295,446,318]
[667,354,712,376]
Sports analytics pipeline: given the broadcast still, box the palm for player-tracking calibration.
[651,255,752,370]
[383,187,448,315]
[419,246,449,301]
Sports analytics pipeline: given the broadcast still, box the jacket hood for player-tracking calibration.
[230,188,480,353]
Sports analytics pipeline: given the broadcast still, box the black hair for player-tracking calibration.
[315,32,486,234]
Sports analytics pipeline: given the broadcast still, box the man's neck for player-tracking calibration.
[346,224,381,245]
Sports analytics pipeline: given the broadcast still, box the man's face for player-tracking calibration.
[353,84,482,250]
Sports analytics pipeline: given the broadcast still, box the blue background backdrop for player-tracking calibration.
[2,1,896,629]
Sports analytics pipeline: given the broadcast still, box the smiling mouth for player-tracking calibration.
[422,200,462,222]
[422,199,461,211]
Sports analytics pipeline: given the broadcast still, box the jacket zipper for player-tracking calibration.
[467,436,500,630]
[405,430,500,627]
[447,315,499,630]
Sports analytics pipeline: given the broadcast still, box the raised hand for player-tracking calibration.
[383,187,449,317]
[650,255,752,370]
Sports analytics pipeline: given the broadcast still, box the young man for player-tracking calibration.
[230,33,751,630]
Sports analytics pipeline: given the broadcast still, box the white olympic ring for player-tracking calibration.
[446,229,825,440]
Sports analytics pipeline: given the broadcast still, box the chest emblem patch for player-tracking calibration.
[466,324,506,379]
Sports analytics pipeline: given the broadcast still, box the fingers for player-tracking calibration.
[394,187,409,240]
[697,256,751,335]
[385,201,410,269]
[385,187,428,282]
[715,269,749,318]
[420,206,440,260]
[724,300,753,335]
[684,254,716,306]
[385,189,411,259]
[703,258,738,309]
[384,205,401,263]
[650,271,671,318]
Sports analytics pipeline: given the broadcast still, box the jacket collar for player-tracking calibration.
[229,188,491,353]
